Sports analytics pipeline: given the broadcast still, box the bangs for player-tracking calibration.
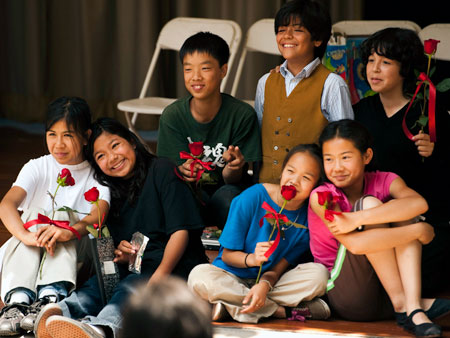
[277,14,303,32]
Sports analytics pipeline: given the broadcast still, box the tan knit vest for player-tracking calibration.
[259,64,330,183]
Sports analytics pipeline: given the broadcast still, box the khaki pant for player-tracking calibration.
[1,208,78,302]
[188,262,329,323]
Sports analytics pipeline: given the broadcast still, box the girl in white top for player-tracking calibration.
[0,97,110,336]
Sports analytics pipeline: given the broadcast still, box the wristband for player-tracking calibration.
[244,253,251,268]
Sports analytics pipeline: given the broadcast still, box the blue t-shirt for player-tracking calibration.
[213,184,310,279]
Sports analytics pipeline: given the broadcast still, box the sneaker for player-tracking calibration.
[287,298,331,321]
[46,316,105,338]
[20,296,56,331]
[34,303,63,338]
[0,303,29,336]
[211,302,230,322]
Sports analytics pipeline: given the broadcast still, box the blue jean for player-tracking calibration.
[59,274,146,337]
[5,281,69,304]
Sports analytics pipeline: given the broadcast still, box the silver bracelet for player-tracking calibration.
[259,279,273,291]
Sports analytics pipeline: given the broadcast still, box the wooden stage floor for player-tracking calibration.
[0,125,449,337]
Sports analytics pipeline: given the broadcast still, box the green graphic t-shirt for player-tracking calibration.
[157,93,261,188]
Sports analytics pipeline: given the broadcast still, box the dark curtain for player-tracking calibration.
[0,0,361,130]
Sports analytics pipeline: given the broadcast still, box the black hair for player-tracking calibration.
[274,0,331,59]
[85,117,156,208]
[179,31,230,66]
[282,143,324,186]
[319,119,376,172]
[45,96,91,141]
[119,277,212,338]
[360,27,427,96]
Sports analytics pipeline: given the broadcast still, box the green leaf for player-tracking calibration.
[429,66,436,78]
[86,225,99,238]
[291,222,308,230]
[56,206,90,215]
[198,172,217,187]
[101,226,111,238]
[266,218,276,227]
[265,217,290,229]
[436,78,450,92]
[365,89,377,97]
[417,115,429,128]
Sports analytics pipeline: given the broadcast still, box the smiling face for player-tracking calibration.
[280,151,321,208]
[322,137,372,191]
[93,132,136,179]
[366,51,404,95]
[182,51,227,101]
[276,16,321,67]
[46,119,85,165]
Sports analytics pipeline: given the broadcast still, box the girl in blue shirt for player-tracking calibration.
[188,144,329,323]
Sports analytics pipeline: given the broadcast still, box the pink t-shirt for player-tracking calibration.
[308,171,399,271]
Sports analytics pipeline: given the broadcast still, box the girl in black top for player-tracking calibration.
[35,117,206,338]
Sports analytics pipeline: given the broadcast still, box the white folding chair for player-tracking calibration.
[332,20,421,36]
[117,17,242,138]
[419,24,450,61]
[230,18,280,107]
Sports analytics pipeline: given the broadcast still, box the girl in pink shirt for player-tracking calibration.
[308,119,448,338]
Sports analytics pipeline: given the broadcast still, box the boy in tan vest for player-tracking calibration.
[255,0,354,183]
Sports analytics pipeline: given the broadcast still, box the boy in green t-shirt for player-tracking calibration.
[157,32,261,230]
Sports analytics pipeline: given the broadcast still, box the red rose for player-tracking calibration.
[57,168,75,186]
[281,185,297,201]
[60,168,71,179]
[325,209,342,222]
[424,39,440,55]
[317,191,331,206]
[324,210,335,222]
[189,142,204,157]
[84,187,100,203]
[65,176,75,186]
[332,194,343,205]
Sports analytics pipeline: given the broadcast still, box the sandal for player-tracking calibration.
[404,309,442,338]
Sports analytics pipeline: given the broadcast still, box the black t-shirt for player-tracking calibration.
[107,157,207,278]
[354,94,450,225]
